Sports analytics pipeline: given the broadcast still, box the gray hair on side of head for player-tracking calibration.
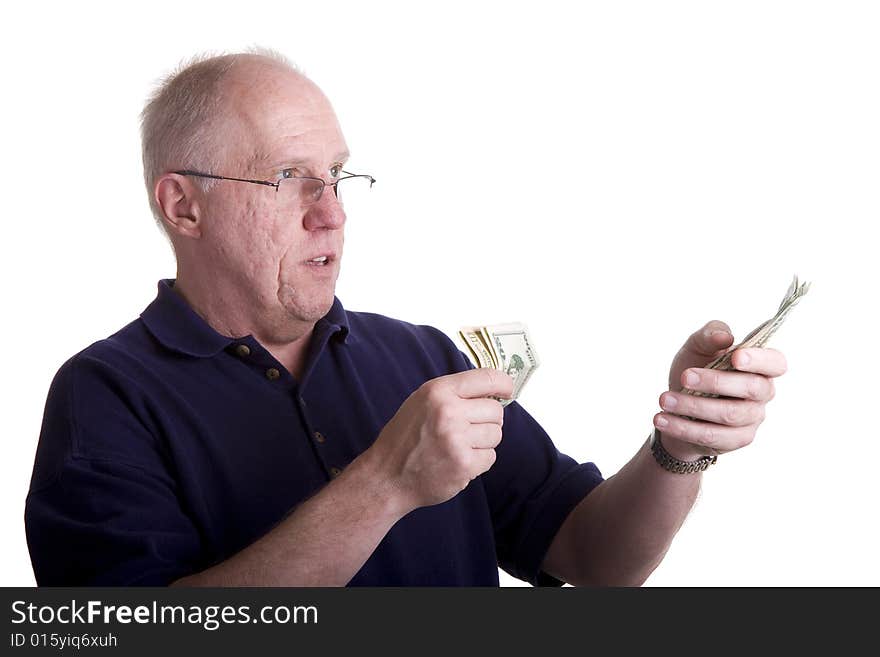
[140,47,301,237]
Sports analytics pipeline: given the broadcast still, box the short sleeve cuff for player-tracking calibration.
[508,462,604,587]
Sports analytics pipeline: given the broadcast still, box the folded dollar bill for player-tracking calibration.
[458,323,540,406]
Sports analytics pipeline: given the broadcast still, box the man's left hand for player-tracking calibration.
[654,320,788,462]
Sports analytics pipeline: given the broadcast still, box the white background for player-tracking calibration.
[2,0,878,586]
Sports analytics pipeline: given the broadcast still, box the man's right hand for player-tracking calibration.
[368,369,515,514]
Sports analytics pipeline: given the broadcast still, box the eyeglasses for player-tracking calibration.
[173,169,376,208]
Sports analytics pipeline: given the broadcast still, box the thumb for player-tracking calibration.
[684,320,734,358]
[668,320,734,391]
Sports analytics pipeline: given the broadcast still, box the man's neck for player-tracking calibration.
[172,275,315,381]
[256,331,314,381]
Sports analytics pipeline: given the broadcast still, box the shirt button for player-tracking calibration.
[314,431,326,443]
[329,467,342,478]
[265,368,281,380]
[235,344,251,357]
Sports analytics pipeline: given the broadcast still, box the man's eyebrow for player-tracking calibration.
[264,150,351,168]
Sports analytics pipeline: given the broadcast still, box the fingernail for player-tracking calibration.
[685,371,700,386]
[738,352,751,367]
[655,415,669,428]
[662,394,678,410]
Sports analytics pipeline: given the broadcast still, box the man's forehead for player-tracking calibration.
[224,67,327,124]
[220,63,347,167]
[254,125,349,171]
[263,139,350,164]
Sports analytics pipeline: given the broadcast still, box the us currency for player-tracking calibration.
[458,323,540,406]
[684,275,810,399]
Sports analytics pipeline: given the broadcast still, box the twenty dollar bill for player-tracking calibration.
[458,323,540,406]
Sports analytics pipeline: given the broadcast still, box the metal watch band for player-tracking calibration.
[649,429,717,474]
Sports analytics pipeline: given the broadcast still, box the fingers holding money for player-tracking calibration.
[659,392,766,427]
[465,398,506,425]
[655,277,804,461]
[652,413,758,455]
[730,348,788,377]
[371,371,511,512]
[680,368,776,401]
[657,366,778,458]
[446,368,515,401]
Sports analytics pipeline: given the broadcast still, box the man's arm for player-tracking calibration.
[172,449,402,586]
[542,321,787,586]
[540,440,701,587]
[174,368,514,586]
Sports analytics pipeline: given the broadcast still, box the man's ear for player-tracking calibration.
[155,174,204,238]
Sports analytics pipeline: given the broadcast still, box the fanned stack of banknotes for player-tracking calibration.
[459,275,810,407]
[684,274,811,399]
[458,323,539,406]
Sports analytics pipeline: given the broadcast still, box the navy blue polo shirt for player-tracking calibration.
[25,279,603,586]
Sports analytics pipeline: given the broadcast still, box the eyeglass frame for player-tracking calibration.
[172,169,376,205]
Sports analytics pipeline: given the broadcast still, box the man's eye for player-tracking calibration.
[280,168,297,179]
[329,164,343,178]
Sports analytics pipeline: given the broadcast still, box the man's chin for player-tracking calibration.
[277,283,336,324]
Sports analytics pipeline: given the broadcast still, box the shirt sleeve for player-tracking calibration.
[454,350,605,586]
[485,401,604,586]
[25,355,204,586]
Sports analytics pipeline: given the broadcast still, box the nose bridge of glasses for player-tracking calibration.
[311,177,348,203]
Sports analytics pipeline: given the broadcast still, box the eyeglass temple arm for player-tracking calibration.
[173,170,280,190]
[341,171,376,187]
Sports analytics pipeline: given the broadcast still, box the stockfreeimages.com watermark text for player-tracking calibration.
[11,599,317,632]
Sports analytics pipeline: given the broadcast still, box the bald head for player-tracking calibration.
[216,58,339,177]
[140,50,322,232]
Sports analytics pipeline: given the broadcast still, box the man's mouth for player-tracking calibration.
[305,254,334,266]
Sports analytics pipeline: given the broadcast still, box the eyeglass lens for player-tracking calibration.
[278,176,373,209]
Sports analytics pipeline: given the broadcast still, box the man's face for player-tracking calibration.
[200,63,350,338]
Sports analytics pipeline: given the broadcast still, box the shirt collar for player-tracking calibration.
[321,294,353,344]
[140,279,352,358]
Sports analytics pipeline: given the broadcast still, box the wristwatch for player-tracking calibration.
[649,429,717,474]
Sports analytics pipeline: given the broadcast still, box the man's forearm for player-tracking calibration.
[544,437,701,586]
[172,449,406,586]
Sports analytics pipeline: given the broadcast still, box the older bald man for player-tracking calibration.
[25,51,786,586]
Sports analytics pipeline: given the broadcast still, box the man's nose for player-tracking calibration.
[302,187,346,231]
